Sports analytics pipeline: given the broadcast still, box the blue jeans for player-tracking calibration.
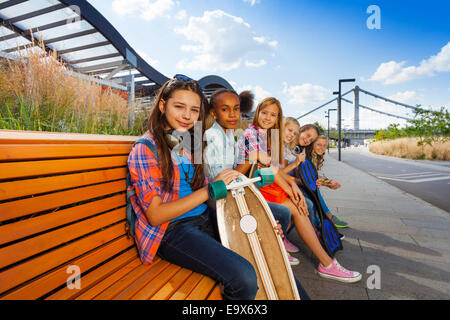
[157,207,310,300]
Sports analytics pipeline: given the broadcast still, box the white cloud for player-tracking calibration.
[175,10,277,71]
[245,59,267,68]
[112,0,174,21]
[237,84,272,104]
[369,42,450,84]
[175,9,187,20]
[137,50,160,67]
[243,0,261,6]
[282,82,329,107]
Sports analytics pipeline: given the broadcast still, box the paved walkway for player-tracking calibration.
[287,151,450,300]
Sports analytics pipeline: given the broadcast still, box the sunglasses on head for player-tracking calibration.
[173,74,194,82]
[171,74,205,90]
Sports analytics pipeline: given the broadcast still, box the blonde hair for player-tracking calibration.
[311,135,328,170]
[283,117,300,149]
[252,97,284,165]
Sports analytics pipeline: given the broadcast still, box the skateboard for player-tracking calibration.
[296,158,343,256]
[209,169,300,300]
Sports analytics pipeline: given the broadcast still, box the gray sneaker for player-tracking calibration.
[331,215,349,228]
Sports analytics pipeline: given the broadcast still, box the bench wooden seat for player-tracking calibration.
[0,130,222,300]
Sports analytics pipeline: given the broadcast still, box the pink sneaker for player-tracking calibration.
[287,253,300,266]
[283,238,300,253]
[317,258,362,283]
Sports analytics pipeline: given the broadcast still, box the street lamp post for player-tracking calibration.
[334,79,355,161]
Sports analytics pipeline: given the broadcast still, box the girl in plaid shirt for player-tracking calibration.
[127,79,258,299]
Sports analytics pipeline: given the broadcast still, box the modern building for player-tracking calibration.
[0,0,233,111]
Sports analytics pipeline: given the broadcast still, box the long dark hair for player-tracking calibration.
[297,124,321,161]
[147,79,207,192]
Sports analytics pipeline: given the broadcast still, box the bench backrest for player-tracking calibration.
[0,130,137,299]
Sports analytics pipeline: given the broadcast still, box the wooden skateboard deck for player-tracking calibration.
[216,176,300,300]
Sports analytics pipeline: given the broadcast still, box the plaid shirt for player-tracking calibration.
[236,124,268,165]
[127,132,202,264]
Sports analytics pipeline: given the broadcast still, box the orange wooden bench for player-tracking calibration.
[0,130,222,300]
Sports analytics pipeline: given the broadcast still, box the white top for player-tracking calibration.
[204,121,238,180]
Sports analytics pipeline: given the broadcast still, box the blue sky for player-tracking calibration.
[88,0,450,130]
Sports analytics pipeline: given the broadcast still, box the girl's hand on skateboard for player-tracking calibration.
[214,169,241,185]
[274,220,284,238]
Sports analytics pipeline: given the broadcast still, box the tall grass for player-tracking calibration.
[369,137,450,160]
[0,40,148,136]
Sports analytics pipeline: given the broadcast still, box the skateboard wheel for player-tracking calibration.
[255,168,274,187]
[208,181,228,200]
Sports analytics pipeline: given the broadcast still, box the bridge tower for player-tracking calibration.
[353,85,360,130]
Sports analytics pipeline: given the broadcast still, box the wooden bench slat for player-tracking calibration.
[45,245,138,300]
[150,268,193,300]
[186,276,217,300]
[130,263,181,300]
[0,144,132,161]
[0,156,128,180]
[0,223,125,294]
[169,272,203,300]
[74,257,144,300]
[0,180,125,222]
[0,194,125,246]
[0,131,222,301]
[0,208,125,269]
[93,260,169,300]
[2,236,134,300]
[0,130,137,145]
[113,260,174,300]
[0,167,126,201]
[207,284,223,300]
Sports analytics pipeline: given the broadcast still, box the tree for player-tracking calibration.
[409,107,449,147]
[313,121,326,135]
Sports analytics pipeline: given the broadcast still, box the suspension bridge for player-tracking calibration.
[297,85,423,145]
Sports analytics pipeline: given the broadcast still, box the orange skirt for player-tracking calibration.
[259,183,288,204]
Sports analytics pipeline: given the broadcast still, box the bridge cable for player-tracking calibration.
[358,87,421,111]
[296,88,354,119]
[341,97,413,121]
